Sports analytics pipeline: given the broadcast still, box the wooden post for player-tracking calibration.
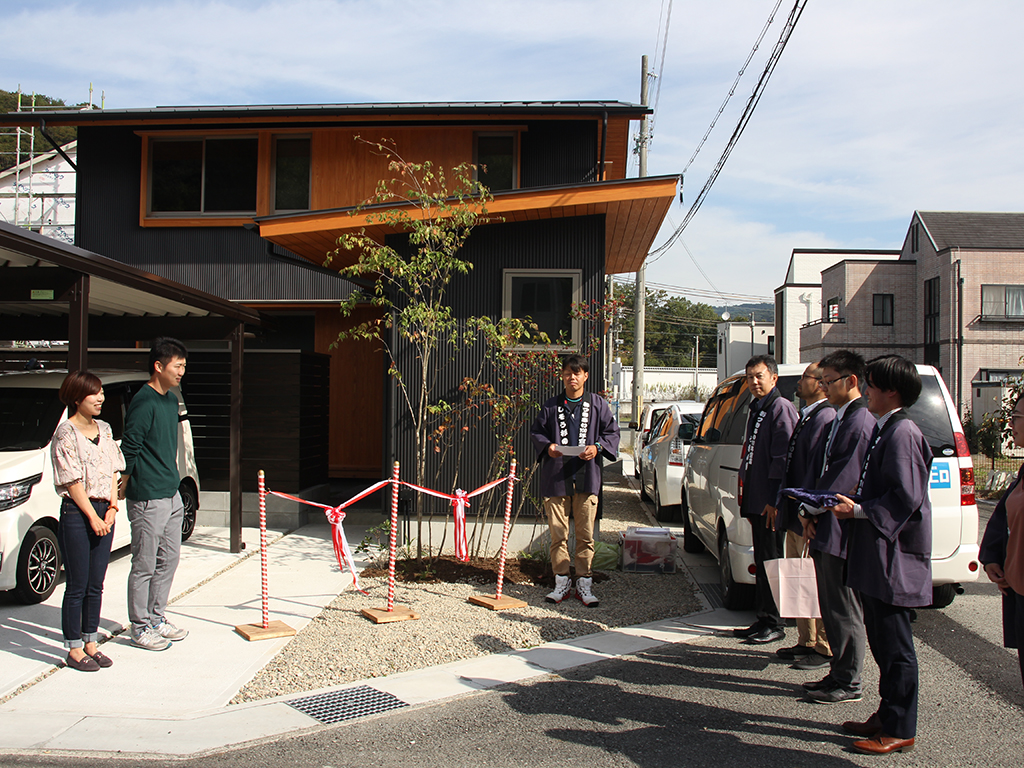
[229,323,243,554]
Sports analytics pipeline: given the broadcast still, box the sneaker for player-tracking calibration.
[806,682,863,704]
[575,576,599,607]
[793,652,833,670]
[154,621,188,642]
[776,644,814,660]
[744,625,785,644]
[130,627,171,652]
[545,574,572,603]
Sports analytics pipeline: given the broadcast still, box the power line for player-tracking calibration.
[612,276,772,304]
[649,0,809,261]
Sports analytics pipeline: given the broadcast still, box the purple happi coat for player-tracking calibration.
[530,392,620,498]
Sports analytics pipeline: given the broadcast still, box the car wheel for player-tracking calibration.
[654,479,681,522]
[718,529,753,610]
[179,481,198,542]
[639,471,650,502]
[682,497,705,553]
[929,583,959,609]
[15,525,61,604]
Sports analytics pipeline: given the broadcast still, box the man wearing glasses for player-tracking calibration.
[773,362,835,667]
[801,350,874,705]
[733,355,797,644]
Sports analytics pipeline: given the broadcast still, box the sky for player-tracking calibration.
[4,0,1024,304]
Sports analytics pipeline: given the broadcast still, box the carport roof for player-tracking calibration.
[0,221,261,332]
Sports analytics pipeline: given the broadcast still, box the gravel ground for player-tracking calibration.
[234,475,703,703]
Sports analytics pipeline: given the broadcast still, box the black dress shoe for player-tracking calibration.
[801,675,833,691]
[775,644,814,659]
[732,621,765,638]
[744,625,785,644]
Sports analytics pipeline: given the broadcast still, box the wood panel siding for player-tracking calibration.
[315,305,385,477]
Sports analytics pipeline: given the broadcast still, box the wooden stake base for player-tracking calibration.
[467,594,528,611]
[234,619,297,641]
[361,605,420,624]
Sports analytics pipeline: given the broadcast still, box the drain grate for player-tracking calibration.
[698,581,724,610]
[287,685,408,724]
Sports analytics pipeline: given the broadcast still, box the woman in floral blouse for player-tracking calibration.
[51,371,125,671]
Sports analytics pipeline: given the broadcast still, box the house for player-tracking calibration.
[716,320,774,379]
[798,211,1024,417]
[0,141,76,243]
[0,101,677,516]
[773,248,900,365]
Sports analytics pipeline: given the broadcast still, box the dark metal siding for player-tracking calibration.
[389,216,607,517]
[521,121,599,187]
[74,125,356,303]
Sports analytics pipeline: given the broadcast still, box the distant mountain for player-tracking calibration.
[711,302,775,323]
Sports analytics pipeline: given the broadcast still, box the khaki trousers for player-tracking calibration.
[544,494,598,577]
[786,529,831,656]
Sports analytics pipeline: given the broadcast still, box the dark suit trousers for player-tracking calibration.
[811,548,864,690]
[861,593,919,739]
[750,516,784,629]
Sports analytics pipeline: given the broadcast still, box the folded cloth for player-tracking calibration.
[781,487,861,513]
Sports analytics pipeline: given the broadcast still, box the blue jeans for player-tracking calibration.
[58,498,114,649]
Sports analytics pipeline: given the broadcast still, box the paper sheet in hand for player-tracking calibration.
[555,445,586,456]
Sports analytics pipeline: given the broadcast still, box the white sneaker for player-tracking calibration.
[545,574,572,603]
[130,627,171,651]
[575,576,599,607]
[154,621,188,642]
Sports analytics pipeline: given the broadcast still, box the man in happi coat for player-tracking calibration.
[530,354,619,607]
[829,355,932,756]
[733,354,798,644]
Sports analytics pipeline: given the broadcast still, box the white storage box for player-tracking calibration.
[619,526,677,573]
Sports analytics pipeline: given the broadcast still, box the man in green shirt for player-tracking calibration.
[119,338,189,651]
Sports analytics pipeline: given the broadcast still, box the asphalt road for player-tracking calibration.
[6,501,1021,768]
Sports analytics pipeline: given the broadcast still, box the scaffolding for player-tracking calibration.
[0,86,101,244]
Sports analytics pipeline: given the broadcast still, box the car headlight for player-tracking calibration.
[0,474,42,511]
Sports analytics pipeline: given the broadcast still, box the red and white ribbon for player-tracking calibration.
[401,476,511,562]
[268,479,392,595]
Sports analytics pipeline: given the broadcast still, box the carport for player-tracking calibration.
[0,221,262,552]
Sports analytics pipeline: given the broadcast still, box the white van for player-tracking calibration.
[639,402,705,522]
[0,370,200,603]
[681,363,980,610]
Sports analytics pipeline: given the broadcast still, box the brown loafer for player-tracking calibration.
[65,653,101,672]
[88,650,114,668]
[842,713,882,737]
[852,734,915,754]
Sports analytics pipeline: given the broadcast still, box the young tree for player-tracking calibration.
[328,139,493,558]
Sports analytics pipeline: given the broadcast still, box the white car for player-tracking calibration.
[639,402,705,522]
[682,363,980,610]
[0,369,200,603]
[629,399,701,476]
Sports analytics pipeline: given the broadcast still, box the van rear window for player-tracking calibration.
[0,389,66,451]
[904,376,957,456]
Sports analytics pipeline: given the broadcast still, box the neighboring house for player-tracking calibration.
[773,248,900,364]
[799,211,1024,417]
[0,102,676,508]
[0,141,76,243]
[716,321,774,380]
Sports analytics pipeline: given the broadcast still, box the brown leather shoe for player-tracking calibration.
[852,734,915,754]
[842,713,882,737]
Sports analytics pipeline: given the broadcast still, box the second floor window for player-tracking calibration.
[503,269,580,347]
[981,284,1024,320]
[826,297,840,322]
[150,137,259,214]
[924,277,940,344]
[873,293,894,326]
[475,133,517,192]
[273,137,311,212]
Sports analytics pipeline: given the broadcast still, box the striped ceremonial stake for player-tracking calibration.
[233,470,297,641]
[495,459,517,600]
[387,461,399,612]
[361,462,419,623]
[468,458,527,611]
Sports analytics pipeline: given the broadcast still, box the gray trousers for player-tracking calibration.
[127,493,183,634]
[811,547,865,691]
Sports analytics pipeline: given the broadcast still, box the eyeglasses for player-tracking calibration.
[819,374,849,388]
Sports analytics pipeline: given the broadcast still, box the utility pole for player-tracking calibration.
[693,334,699,395]
[632,55,649,426]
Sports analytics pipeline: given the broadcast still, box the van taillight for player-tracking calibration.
[960,466,976,506]
[738,476,743,507]
[954,432,971,458]
[670,438,684,466]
